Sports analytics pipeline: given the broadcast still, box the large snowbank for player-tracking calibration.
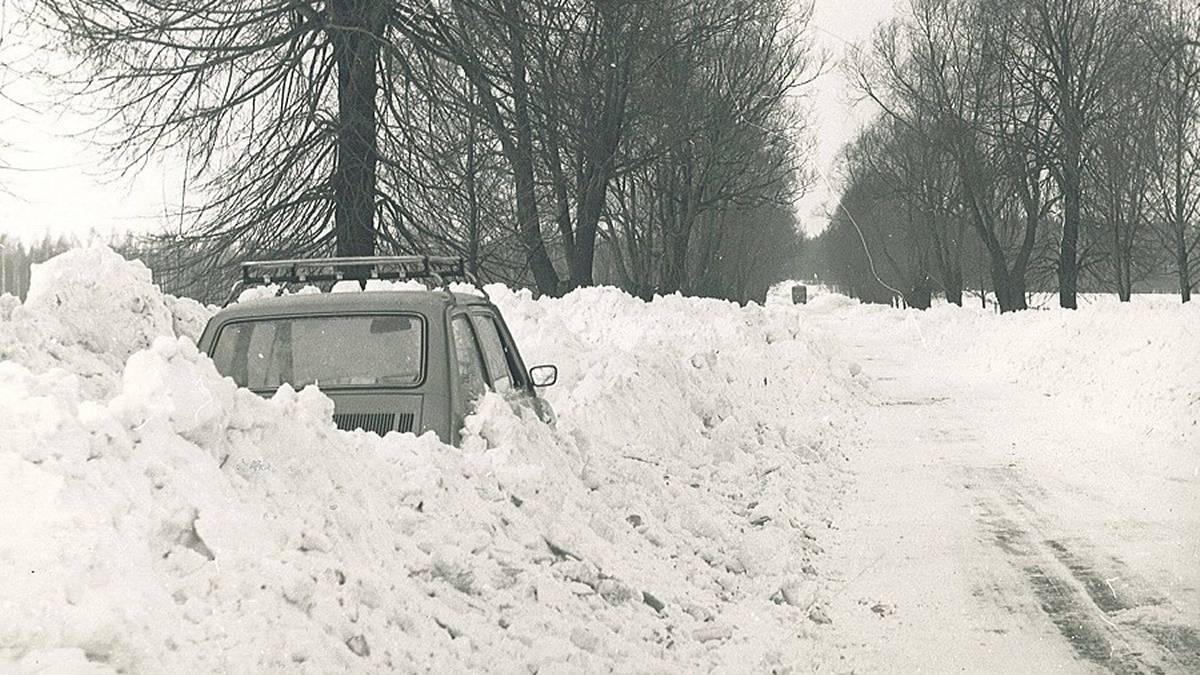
[1,248,866,673]
[0,247,212,400]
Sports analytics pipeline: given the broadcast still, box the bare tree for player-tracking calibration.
[853,0,1052,312]
[833,0,1200,307]
[1087,54,1159,301]
[847,115,968,305]
[840,128,936,308]
[405,0,565,294]
[821,153,928,306]
[527,0,642,290]
[33,0,437,263]
[370,54,522,281]
[602,0,818,297]
[33,0,820,300]
[1148,0,1200,302]
[1002,0,1150,308]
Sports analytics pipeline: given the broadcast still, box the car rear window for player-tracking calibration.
[211,314,424,390]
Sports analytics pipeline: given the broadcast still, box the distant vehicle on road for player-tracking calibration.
[197,256,557,445]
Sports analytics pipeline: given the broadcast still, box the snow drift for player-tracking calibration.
[0,247,865,673]
[0,247,210,400]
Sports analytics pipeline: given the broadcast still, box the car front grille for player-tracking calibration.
[332,412,416,436]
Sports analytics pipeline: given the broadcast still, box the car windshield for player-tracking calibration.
[211,314,423,390]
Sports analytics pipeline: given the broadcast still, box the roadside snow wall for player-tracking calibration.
[0,247,865,673]
[0,247,211,400]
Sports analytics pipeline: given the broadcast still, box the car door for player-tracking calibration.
[469,309,555,425]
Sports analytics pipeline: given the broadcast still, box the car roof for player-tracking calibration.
[212,289,493,321]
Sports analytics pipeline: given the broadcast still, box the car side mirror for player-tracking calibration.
[529,364,557,387]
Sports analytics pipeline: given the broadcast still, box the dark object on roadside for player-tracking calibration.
[198,256,557,445]
[791,285,808,305]
[808,604,833,625]
[642,591,665,613]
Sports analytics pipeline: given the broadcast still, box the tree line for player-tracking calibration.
[25,0,819,304]
[814,0,1200,311]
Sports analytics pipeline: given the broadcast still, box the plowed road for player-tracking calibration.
[814,320,1199,674]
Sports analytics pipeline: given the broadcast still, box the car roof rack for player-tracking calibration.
[224,255,487,305]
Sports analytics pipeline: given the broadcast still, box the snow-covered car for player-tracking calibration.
[197,256,557,445]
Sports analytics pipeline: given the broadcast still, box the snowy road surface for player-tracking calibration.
[812,311,1200,674]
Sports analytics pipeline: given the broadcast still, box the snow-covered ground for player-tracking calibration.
[3,250,1196,673]
[806,296,1200,673]
[0,248,866,673]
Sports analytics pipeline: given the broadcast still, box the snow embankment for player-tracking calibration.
[0,247,865,673]
[0,247,211,400]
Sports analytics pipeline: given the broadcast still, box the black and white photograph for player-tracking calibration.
[0,0,1196,672]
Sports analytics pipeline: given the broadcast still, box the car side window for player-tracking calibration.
[472,315,516,393]
[450,315,487,408]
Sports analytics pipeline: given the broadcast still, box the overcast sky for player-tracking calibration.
[799,0,897,235]
[0,0,896,246]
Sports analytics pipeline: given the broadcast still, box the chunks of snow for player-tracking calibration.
[0,246,212,400]
[0,248,865,672]
[24,246,176,362]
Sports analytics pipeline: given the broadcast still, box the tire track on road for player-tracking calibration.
[965,466,1200,674]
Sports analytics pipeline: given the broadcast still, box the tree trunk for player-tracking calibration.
[659,209,690,294]
[989,255,1029,313]
[541,122,576,280]
[905,274,933,310]
[1113,214,1129,302]
[465,100,480,277]
[571,100,625,291]
[693,211,724,295]
[967,207,1026,313]
[657,165,694,295]
[955,146,1028,313]
[1058,149,1082,309]
[1178,228,1192,303]
[1174,128,1190,304]
[447,0,559,293]
[571,191,602,289]
[567,3,630,291]
[928,243,962,306]
[1118,249,1132,302]
[991,258,1014,312]
[504,0,560,294]
[513,157,560,294]
[1009,274,1028,311]
[943,267,963,306]
[329,0,382,258]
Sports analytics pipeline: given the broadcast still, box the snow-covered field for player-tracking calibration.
[0,248,866,673]
[827,293,1199,459]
